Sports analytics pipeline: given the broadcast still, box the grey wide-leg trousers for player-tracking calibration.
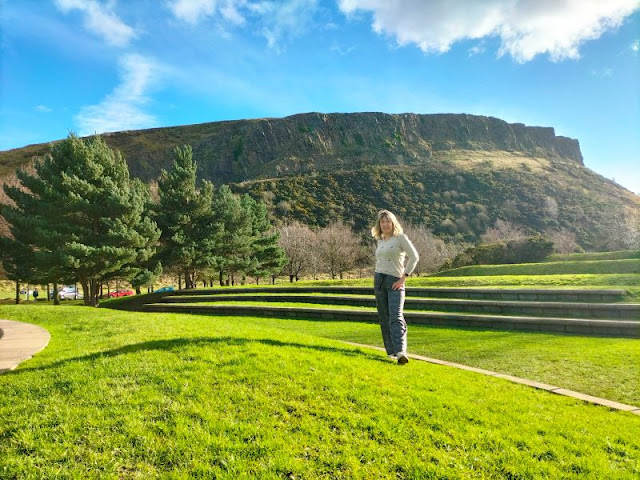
[374,273,407,355]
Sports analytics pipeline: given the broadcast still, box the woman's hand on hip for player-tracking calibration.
[392,277,406,290]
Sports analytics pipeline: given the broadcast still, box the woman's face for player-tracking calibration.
[380,216,393,236]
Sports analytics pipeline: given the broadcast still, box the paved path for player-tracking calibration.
[344,341,640,416]
[1,319,637,416]
[0,319,50,373]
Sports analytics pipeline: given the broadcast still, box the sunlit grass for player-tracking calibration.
[0,305,639,478]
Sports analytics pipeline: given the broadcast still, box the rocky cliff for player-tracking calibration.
[0,112,583,185]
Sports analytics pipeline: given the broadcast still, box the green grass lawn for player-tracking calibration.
[153,300,640,406]
[435,259,640,277]
[1,305,639,479]
[545,250,640,262]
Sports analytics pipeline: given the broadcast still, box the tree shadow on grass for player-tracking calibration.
[14,336,389,373]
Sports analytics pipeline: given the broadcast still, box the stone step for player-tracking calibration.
[142,303,640,338]
[171,286,627,303]
[162,294,640,320]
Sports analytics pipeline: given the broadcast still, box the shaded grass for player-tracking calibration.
[0,305,639,479]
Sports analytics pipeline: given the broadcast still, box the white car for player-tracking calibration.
[58,287,83,300]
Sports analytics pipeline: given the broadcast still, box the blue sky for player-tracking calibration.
[2,0,639,193]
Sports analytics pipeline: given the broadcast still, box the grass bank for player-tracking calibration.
[435,259,640,277]
[0,305,638,478]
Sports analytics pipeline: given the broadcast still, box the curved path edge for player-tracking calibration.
[0,319,51,373]
[344,341,640,416]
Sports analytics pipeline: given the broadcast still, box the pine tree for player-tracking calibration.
[154,145,216,289]
[242,195,286,284]
[210,185,252,285]
[1,134,160,306]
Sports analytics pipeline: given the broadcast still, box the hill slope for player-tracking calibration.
[1,112,638,248]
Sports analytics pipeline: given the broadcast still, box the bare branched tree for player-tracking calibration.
[315,221,361,279]
[545,229,582,254]
[279,221,316,282]
[480,219,527,244]
[404,225,460,275]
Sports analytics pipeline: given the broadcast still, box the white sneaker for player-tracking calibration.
[388,354,397,360]
[397,353,409,365]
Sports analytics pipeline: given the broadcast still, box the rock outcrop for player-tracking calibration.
[0,112,583,185]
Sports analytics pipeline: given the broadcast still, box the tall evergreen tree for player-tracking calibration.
[154,145,216,289]
[1,134,160,306]
[211,185,252,285]
[242,195,286,284]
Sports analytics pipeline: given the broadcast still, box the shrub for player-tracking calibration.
[445,235,554,268]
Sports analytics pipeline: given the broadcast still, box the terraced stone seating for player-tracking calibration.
[141,286,640,338]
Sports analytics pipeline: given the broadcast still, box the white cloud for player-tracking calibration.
[36,105,53,112]
[75,54,160,135]
[54,0,136,47]
[632,39,640,53]
[338,0,640,62]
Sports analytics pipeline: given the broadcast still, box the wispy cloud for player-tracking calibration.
[338,0,640,63]
[54,0,136,47]
[75,54,161,135]
[632,39,640,53]
[468,41,487,57]
[167,0,247,25]
[35,105,53,113]
[591,67,615,77]
[248,0,318,50]
[330,42,355,55]
[167,0,317,49]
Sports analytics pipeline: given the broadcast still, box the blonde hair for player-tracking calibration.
[371,209,403,240]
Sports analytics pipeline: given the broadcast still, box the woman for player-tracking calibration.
[371,210,419,365]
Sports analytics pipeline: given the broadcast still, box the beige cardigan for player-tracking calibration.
[374,234,419,278]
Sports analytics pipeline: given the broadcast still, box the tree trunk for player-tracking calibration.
[15,280,20,304]
[53,282,60,305]
[91,278,100,307]
[81,280,90,306]
[47,284,51,303]
[289,275,294,283]
[178,276,182,290]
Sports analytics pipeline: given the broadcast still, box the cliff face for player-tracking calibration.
[1,112,637,252]
[0,112,583,185]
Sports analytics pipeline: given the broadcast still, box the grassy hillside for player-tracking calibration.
[434,259,640,276]
[545,250,640,262]
[1,305,638,478]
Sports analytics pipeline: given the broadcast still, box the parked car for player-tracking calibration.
[58,287,83,300]
[155,286,175,293]
[106,289,135,298]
